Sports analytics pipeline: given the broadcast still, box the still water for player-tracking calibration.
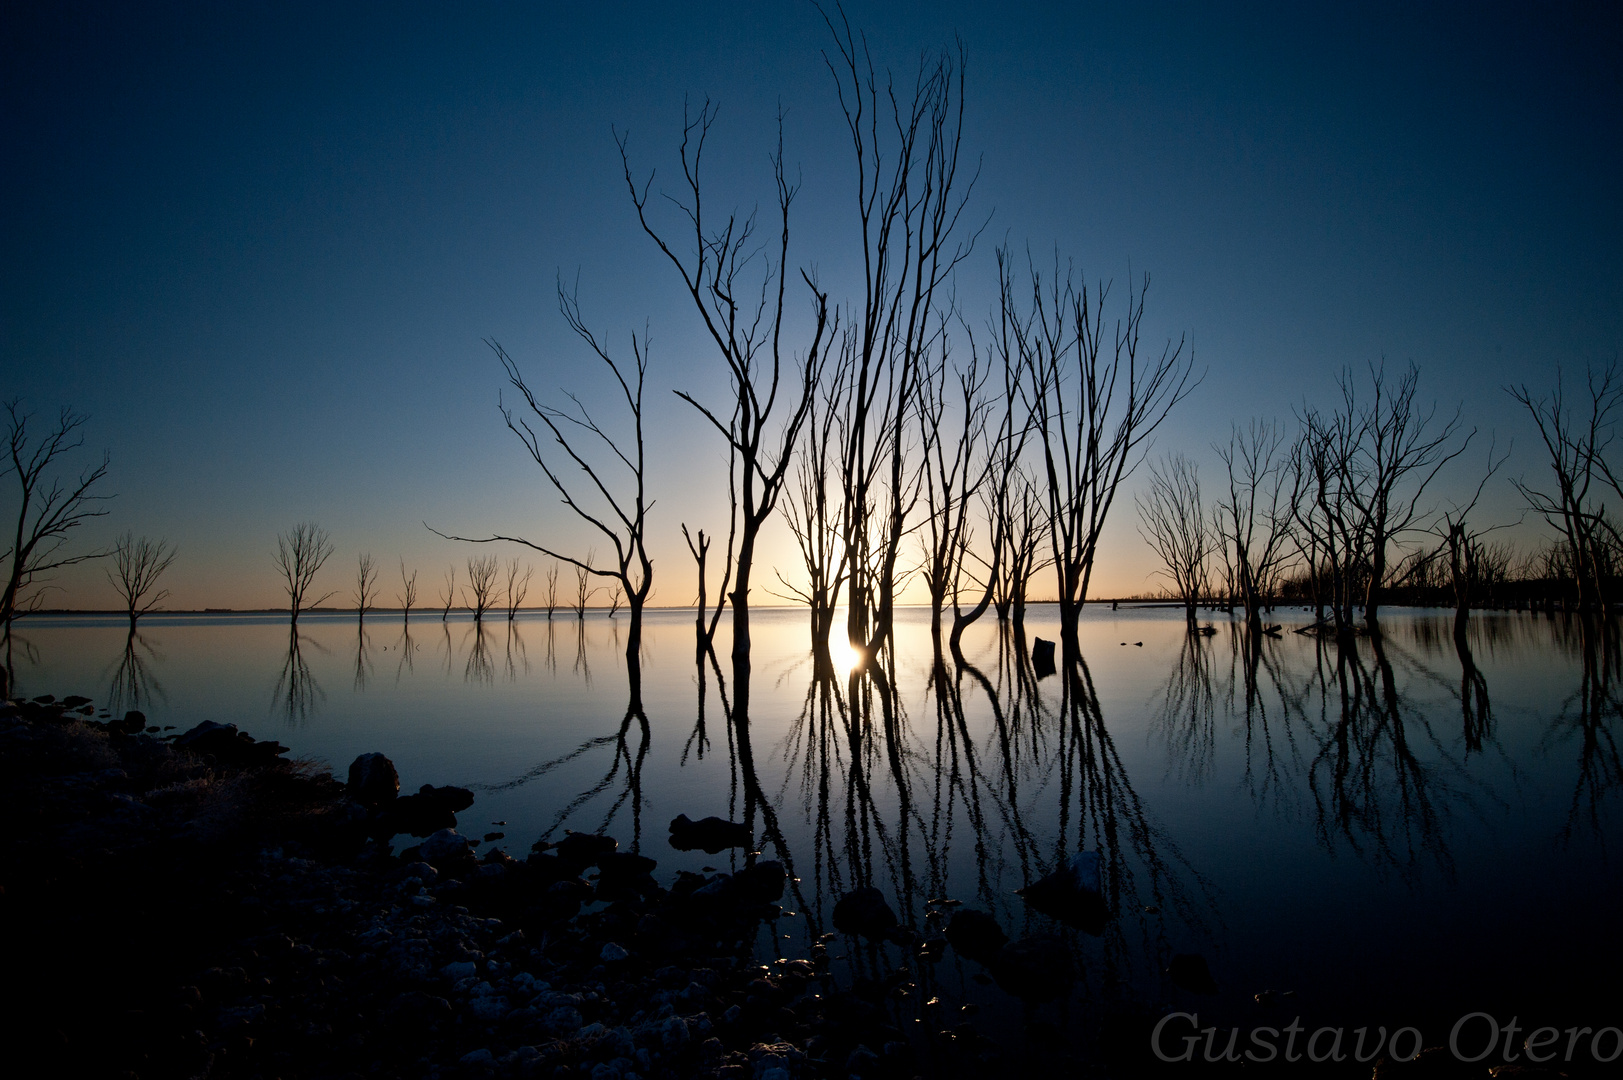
[9,605,1621,1053]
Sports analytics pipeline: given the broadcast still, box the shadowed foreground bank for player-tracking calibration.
[0,695,1095,1080]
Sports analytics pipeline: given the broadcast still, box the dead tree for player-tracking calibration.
[992,465,1049,629]
[1136,454,1212,630]
[106,532,176,631]
[465,554,499,623]
[1509,363,1622,612]
[918,341,995,642]
[438,565,457,622]
[436,284,655,675]
[2,400,112,633]
[620,104,831,662]
[353,553,378,623]
[398,560,418,622]
[1339,362,1471,627]
[504,558,533,621]
[545,564,558,619]
[821,14,981,658]
[684,522,731,656]
[777,352,848,653]
[1431,440,1512,638]
[274,523,335,625]
[1005,253,1197,649]
[573,560,595,619]
[1214,420,1298,631]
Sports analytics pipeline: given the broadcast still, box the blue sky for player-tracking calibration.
[4,1,1619,609]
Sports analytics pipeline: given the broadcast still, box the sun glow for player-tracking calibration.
[828,635,864,674]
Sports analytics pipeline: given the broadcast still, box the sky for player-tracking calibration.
[3,1,1621,612]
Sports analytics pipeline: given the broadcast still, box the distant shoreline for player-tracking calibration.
[10,599,1201,617]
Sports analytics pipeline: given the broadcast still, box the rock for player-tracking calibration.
[347,753,400,807]
[61,695,92,709]
[459,1047,495,1065]
[114,710,147,735]
[551,831,618,871]
[419,829,476,870]
[1031,638,1057,679]
[944,909,1007,965]
[1016,850,1108,934]
[600,942,629,962]
[173,720,289,768]
[991,935,1075,1002]
[1166,953,1218,995]
[595,851,658,896]
[377,784,475,838]
[733,860,786,905]
[833,887,898,940]
[668,814,752,853]
[660,1016,690,1050]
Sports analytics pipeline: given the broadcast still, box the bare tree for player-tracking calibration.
[1004,253,1198,648]
[1339,362,1472,627]
[1509,363,1622,612]
[504,558,533,621]
[353,552,379,623]
[684,522,731,656]
[607,582,623,618]
[398,559,418,622]
[106,532,177,631]
[545,563,559,619]
[274,523,335,625]
[1136,455,1212,631]
[2,400,112,632]
[465,554,499,623]
[1431,440,1513,638]
[435,284,655,676]
[620,104,832,662]
[438,565,458,622]
[821,15,981,658]
[573,560,595,619]
[776,357,847,653]
[1214,419,1298,631]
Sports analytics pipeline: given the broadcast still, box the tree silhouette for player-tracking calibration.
[106,532,176,631]
[353,552,378,623]
[2,400,112,636]
[273,523,335,626]
[398,559,418,622]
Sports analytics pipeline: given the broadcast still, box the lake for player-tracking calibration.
[9,605,1621,1067]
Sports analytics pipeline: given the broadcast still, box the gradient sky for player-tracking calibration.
[4,1,1620,611]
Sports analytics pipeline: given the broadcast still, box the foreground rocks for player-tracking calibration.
[0,697,1034,1080]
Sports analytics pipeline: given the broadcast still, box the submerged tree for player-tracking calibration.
[353,553,378,623]
[1215,419,1298,631]
[274,523,335,626]
[1136,454,1212,631]
[106,532,177,630]
[398,560,418,622]
[438,565,458,622]
[438,283,655,678]
[2,400,112,635]
[505,558,533,622]
[621,103,831,663]
[465,554,499,624]
[1005,254,1197,649]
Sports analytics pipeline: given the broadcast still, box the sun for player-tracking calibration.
[827,635,864,674]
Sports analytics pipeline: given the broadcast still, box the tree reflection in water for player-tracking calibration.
[463,623,494,685]
[352,623,373,692]
[107,627,166,715]
[1544,617,1623,844]
[504,622,529,682]
[392,623,415,685]
[272,626,324,724]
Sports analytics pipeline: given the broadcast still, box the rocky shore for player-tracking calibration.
[0,695,1090,1080]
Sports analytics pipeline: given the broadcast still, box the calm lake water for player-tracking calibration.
[10,605,1621,1060]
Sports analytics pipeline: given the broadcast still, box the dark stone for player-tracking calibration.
[733,860,786,905]
[668,814,752,854]
[114,710,146,734]
[1016,851,1108,935]
[1166,953,1218,995]
[374,783,474,838]
[1031,638,1056,679]
[62,695,92,709]
[173,720,289,768]
[551,831,618,871]
[596,851,658,896]
[991,935,1075,1002]
[347,753,400,808]
[833,887,898,940]
[944,909,1007,965]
